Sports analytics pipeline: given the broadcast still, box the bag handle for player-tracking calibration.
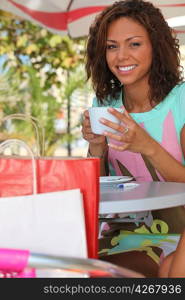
[1,114,45,157]
[28,252,145,278]
[0,248,144,277]
[0,139,37,194]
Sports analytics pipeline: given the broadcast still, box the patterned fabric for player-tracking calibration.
[92,82,185,264]
[98,215,181,263]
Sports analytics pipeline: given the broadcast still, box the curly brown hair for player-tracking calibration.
[85,0,184,104]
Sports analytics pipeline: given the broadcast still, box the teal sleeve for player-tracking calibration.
[179,82,185,126]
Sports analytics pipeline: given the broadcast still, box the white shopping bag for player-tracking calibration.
[0,139,87,259]
[0,189,87,258]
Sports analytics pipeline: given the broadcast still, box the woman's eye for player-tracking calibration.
[106,44,117,50]
[130,42,141,47]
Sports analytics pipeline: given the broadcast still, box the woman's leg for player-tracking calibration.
[158,252,174,277]
[100,251,159,278]
[159,230,185,278]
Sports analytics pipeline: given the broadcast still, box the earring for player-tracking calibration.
[110,78,115,89]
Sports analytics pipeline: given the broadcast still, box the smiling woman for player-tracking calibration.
[81,0,185,277]
[105,17,153,92]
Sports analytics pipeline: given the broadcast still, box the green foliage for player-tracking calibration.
[0,11,86,85]
[0,10,89,155]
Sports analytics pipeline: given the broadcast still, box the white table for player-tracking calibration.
[99,181,185,214]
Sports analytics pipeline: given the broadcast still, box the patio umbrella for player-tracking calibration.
[0,0,185,43]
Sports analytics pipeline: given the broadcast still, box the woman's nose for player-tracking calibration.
[117,47,129,60]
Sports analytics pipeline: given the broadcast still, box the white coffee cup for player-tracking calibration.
[88,107,123,135]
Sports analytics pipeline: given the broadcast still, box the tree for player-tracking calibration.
[0,10,90,155]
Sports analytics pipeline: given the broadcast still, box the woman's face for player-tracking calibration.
[106,17,153,88]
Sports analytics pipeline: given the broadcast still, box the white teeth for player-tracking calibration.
[119,65,136,71]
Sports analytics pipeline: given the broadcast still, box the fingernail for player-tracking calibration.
[103,131,108,136]
[100,118,106,123]
[108,143,114,148]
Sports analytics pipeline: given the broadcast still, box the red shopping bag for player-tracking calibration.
[0,156,100,259]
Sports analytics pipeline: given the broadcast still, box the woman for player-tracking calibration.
[82,0,185,277]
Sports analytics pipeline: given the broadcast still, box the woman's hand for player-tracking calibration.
[82,110,106,145]
[100,107,155,156]
[82,110,108,175]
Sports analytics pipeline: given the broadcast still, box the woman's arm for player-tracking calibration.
[88,143,108,176]
[144,127,185,182]
[100,108,185,182]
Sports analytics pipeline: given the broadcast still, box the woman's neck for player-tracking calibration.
[123,85,155,113]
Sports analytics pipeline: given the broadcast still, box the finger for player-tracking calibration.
[103,131,128,145]
[84,110,90,118]
[124,109,132,119]
[83,133,96,140]
[88,133,105,141]
[87,134,97,140]
[83,117,91,127]
[82,126,93,135]
[82,127,104,140]
[82,111,90,125]
[86,127,95,134]
[82,118,91,128]
[108,142,129,151]
[100,117,129,134]
[108,107,133,124]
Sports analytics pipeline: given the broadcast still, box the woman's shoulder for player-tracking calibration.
[168,82,185,126]
[177,81,185,98]
[170,82,185,98]
[164,82,185,108]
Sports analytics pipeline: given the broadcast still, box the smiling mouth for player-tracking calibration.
[118,65,137,72]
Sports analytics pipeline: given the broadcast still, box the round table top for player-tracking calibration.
[99,181,185,214]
